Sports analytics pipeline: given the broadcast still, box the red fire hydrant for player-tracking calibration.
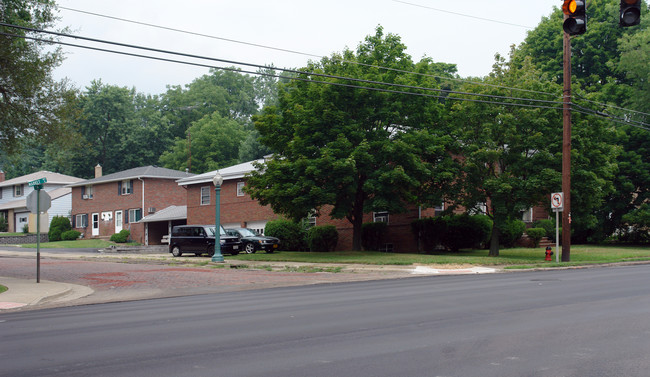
[545,246,554,261]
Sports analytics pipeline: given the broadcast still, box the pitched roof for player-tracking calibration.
[0,171,84,188]
[176,159,263,186]
[68,166,195,187]
[138,205,187,223]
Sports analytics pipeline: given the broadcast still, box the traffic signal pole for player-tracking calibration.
[562,19,572,262]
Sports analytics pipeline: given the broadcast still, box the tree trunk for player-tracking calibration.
[489,221,500,257]
[351,182,366,251]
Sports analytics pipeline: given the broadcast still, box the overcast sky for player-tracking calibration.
[51,0,561,95]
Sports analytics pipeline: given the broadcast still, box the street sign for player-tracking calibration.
[551,192,564,211]
[26,190,51,214]
[28,177,47,187]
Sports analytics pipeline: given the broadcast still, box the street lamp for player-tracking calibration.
[211,172,225,263]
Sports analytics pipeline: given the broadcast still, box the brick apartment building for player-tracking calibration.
[176,159,446,252]
[69,165,193,244]
[176,158,552,252]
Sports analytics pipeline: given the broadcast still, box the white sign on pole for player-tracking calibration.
[551,192,564,211]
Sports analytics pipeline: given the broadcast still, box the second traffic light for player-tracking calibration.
[620,0,641,27]
[563,0,587,35]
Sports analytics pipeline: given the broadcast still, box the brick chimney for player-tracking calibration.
[94,164,102,178]
[0,170,5,182]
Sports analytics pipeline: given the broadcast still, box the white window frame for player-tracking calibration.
[14,184,23,197]
[128,208,142,223]
[522,208,534,223]
[121,180,132,195]
[237,181,245,197]
[200,186,211,205]
[373,211,389,223]
[306,210,317,227]
[76,214,88,228]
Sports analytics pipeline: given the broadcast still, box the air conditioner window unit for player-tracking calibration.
[82,194,88,199]
[148,207,156,213]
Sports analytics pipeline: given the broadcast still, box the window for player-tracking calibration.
[75,214,88,228]
[127,208,142,223]
[14,184,23,197]
[373,211,389,223]
[120,180,133,195]
[237,182,245,197]
[83,185,94,199]
[200,186,210,205]
[521,208,534,223]
[434,202,445,216]
[306,210,317,227]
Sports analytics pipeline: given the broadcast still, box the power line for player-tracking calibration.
[391,0,534,29]
[44,1,560,99]
[1,30,564,113]
[4,23,649,130]
[44,0,644,118]
[0,22,566,109]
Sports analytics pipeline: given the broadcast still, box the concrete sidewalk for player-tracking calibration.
[0,277,93,310]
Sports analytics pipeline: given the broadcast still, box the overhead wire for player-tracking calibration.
[4,21,649,130]
[43,0,561,99]
[34,0,646,124]
[0,22,566,110]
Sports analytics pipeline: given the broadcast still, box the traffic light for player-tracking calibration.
[620,0,641,27]
[562,0,587,35]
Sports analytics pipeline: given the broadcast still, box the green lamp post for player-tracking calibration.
[211,172,225,263]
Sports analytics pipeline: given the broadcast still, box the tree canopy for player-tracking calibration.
[0,0,74,154]
[246,27,457,250]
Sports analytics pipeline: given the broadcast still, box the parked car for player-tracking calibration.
[225,227,280,254]
[169,225,241,257]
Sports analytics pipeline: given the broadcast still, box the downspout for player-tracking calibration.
[138,177,146,245]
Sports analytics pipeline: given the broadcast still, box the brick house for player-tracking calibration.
[68,165,193,244]
[0,170,84,233]
[177,158,553,252]
[176,159,449,252]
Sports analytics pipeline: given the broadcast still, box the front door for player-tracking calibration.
[92,213,99,236]
[115,210,123,233]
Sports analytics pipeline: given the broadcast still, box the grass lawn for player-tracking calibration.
[228,245,650,269]
[19,239,116,249]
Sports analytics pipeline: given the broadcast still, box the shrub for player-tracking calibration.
[307,225,339,252]
[48,216,72,241]
[22,224,29,233]
[497,218,527,248]
[265,219,307,251]
[61,230,82,241]
[362,222,387,251]
[0,217,8,232]
[411,217,447,252]
[442,214,493,252]
[533,219,555,241]
[110,229,130,243]
[526,228,547,248]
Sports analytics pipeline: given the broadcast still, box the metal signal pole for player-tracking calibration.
[562,24,572,262]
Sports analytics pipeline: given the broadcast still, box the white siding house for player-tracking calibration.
[0,171,84,233]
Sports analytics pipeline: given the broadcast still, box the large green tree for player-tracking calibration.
[448,55,563,256]
[0,0,74,155]
[159,112,246,173]
[246,27,457,250]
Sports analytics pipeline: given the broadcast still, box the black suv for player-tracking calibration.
[169,225,241,257]
[225,228,280,254]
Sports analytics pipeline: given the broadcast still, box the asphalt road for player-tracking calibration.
[2,264,650,377]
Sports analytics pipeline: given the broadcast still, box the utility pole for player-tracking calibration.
[562,18,572,262]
